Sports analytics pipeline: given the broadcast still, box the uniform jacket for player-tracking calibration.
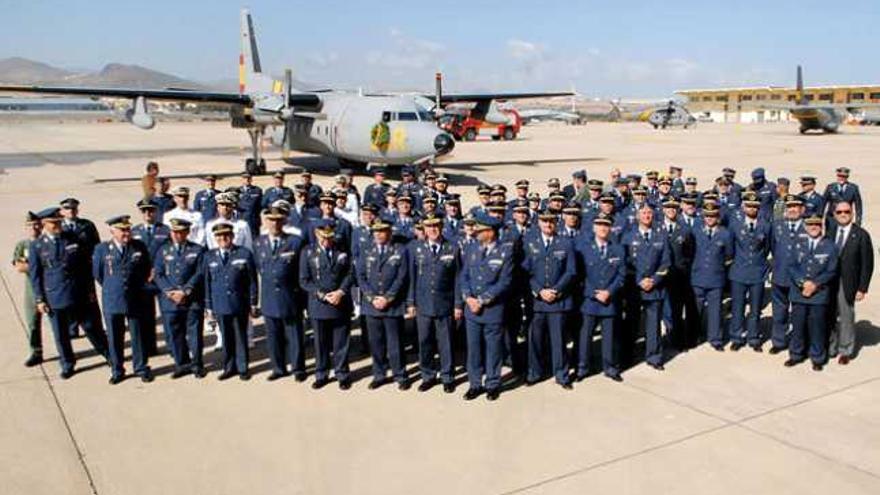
[356,242,409,317]
[408,238,460,317]
[459,240,515,323]
[728,216,772,284]
[28,232,88,310]
[690,225,733,289]
[521,234,577,312]
[193,188,219,222]
[261,186,295,209]
[254,233,304,319]
[131,222,171,260]
[789,238,838,305]
[204,245,258,316]
[771,220,809,287]
[577,240,625,316]
[153,241,205,312]
[92,239,151,315]
[298,244,354,320]
[823,181,863,225]
[622,227,671,301]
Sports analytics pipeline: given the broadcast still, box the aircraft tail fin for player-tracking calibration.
[796,65,806,105]
[239,9,274,94]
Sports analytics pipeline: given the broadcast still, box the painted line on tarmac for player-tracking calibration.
[0,271,100,495]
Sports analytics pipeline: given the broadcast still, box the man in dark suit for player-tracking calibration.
[827,201,874,364]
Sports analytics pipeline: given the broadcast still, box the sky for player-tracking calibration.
[2,0,879,98]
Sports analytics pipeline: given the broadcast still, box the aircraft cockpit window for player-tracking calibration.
[417,111,434,122]
[397,112,418,121]
[382,111,391,123]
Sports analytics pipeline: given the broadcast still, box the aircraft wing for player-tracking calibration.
[438,91,572,103]
[0,84,324,107]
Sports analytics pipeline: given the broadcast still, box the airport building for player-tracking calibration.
[676,85,880,123]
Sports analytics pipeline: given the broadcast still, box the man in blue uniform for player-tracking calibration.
[786,214,839,371]
[459,214,514,401]
[798,176,825,218]
[576,213,626,381]
[254,207,307,381]
[237,173,264,238]
[748,167,777,221]
[522,211,576,389]
[153,218,206,378]
[308,193,352,250]
[442,196,464,241]
[357,220,410,390]
[659,199,694,350]
[769,195,808,354]
[131,199,171,357]
[408,214,460,393]
[93,215,153,384]
[363,168,389,208]
[715,177,741,226]
[193,174,220,223]
[29,207,109,379]
[621,204,671,370]
[823,167,863,226]
[391,194,417,244]
[204,223,258,381]
[689,203,733,351]
[262,172,295,209]
[728,192,772,351]
[300,171,324,208]
[59,197,104,340]
[299,219,355,390]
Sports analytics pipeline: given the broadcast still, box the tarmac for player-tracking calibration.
[1,120,879,495]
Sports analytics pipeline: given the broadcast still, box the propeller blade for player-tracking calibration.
[434,72,444,119]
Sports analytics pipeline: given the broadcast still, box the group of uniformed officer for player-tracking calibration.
[18,163,872,401]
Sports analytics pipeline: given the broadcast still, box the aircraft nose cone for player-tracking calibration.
[434,133,455,155]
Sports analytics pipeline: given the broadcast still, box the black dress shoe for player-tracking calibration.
[418,379,436,392]
[443,383,455,394]
[312,378,329,390]
[59,368,75,380]
[140,371,154,383]
[463,387,483,401]
[649,362,665,371]
[239,372,251,381]
[368,378,386,390]
[575,373,588,382]
[560,382,573,390]
[171,368,188,379]
[751,344,763,353]
[730,342,743,352]
[218,370,236,381]
[486,388,500,401]
[193,367,207,379]
[712,344,725,352]
[109,374,124,385]
[812,362,823,372]
[397,380,411,391]
[769,346,786,355]
[267,372,284,382]
[338,379,352,390]
[606,372,623,382]
[293,372,307,382]
[24,354,42,367]
[784,358,803,367]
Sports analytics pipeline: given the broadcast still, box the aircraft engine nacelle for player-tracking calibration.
[125,96,155,130]
[483,101,514,126]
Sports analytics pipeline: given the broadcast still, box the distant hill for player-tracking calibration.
[0,57,208,90]
[0,57,74,84]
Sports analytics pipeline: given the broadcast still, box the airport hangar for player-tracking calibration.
[676,84,880,123]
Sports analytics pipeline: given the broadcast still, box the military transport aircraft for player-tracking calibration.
[747,66,880,134]
[0,9,571,175]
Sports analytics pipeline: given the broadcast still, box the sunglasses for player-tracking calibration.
[835,210,852,215]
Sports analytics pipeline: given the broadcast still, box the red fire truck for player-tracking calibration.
[439,107,522,141]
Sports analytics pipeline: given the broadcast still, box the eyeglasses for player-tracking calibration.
[835,210,852,215]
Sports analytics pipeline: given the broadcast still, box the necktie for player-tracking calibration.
[221,251,229,264]
[147,225,153,237]
[600,244,607,258]
[643,231,650,242]
[544,238,550,250]
[272,238,280,254]
[708,228,714,239]
[837,229,846,248]
[176,244,183,256]
[667,224,674,234]
[749,222,755,233]
[432,244,439,256]
[789,223,795,233]
[810,241,816,254]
